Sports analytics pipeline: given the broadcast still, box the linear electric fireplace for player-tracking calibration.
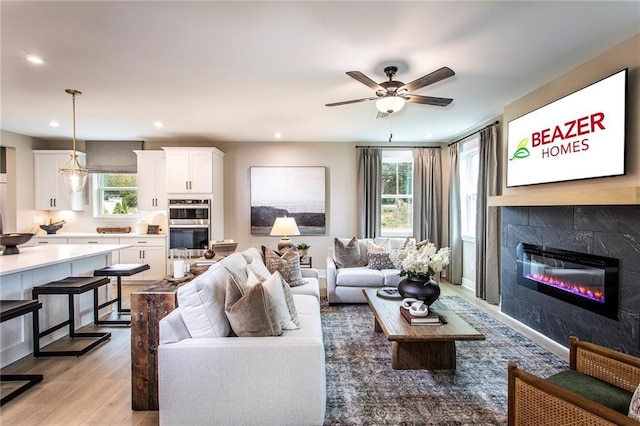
[516,243,619,319]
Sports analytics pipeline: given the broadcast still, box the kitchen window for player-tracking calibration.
[381,150,413,237]
[94,173,138,217]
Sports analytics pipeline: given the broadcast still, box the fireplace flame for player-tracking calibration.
[526,273,605,303]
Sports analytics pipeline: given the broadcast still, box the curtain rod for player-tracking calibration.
[447,120,500,147]
[355,145,441,149]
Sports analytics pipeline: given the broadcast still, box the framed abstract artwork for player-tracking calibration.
[250,166,326,235]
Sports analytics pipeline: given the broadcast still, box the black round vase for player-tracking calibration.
[397,277,441,305]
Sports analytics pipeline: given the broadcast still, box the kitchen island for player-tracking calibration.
[0,244,131,367]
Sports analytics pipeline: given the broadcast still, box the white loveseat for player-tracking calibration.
[326,237,409,304]
[158,248,326,426]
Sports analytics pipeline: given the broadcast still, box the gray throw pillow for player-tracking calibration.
[367,252,394,270]
[333,237,363,268]
[262,246,307,287]
[224,274,282,337]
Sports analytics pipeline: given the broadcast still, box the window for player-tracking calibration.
[94,173,138,217]
[381,150,413,237]
[459,137,479,240]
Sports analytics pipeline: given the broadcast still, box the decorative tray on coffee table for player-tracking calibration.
[376,287,402,300]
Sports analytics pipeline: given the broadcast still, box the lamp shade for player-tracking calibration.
[270,216,300,252]
[270,217,300,237]
[375,96,406,114]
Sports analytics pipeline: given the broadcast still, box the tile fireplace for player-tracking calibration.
[500,205,640,357]
[516,243,619,319]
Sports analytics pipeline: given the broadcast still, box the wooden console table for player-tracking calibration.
[130,267,208,411]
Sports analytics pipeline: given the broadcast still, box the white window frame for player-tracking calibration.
[92,173,139,218]
[380,150,414,238]
[460,137,479,242]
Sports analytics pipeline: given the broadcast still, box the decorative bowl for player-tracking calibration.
[0,233,35,255]
[40,224,63,234]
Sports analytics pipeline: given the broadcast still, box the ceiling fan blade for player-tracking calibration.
[346,71,385,92]
[400,67,455,93]
[405,94,453,107]
[325,97,377,107]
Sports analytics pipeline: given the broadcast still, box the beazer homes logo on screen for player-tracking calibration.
[510,112,606,161]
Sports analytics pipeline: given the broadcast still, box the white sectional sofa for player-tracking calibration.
[326,237,409,304]
[158,248,326,426]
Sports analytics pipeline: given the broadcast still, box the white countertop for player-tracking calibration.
[35,233,167,238]
[0,244,132,276]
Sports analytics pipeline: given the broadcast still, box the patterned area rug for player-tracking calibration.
[321,296,568,425]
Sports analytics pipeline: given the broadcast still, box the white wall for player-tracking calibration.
[0,130,48,232]
[501,33,639,196]
[461,239,475,291]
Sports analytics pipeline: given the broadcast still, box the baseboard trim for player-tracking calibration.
[461,277,474,292]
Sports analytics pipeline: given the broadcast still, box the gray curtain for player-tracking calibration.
[412,148,442,247]
[447,144,462,285]
[475,126,500,304]
[357,147,381,238]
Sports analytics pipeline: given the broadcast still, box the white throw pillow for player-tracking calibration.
[367,239,390,253]
[176,266,231,338]
[247,257,271,281]
[629,383,640,420]
[247,270,298,330]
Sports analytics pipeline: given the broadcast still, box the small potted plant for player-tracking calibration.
[296,243,310,256]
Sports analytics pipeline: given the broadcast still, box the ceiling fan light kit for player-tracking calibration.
[326,65,455,115]
[376,95,406,114]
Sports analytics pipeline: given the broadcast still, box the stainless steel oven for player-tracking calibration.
[168,199,210,258]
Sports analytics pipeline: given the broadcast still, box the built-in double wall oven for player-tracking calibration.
[168,199,210,258]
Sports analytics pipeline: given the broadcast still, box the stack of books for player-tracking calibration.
[399,306,442,326]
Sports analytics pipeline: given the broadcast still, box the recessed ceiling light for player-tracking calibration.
[274,132,282,139]
[154,121,164,128]
[26,55,45,65]
[49,120,59,127]
[425,133,433,139]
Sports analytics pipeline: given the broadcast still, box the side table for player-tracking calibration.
[300,255,312,268]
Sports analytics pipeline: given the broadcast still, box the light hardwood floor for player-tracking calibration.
[0,282,568,425]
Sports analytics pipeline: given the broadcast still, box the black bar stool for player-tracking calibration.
[93,263,149,325]
[1,300,44,405]
[32,277,111,357]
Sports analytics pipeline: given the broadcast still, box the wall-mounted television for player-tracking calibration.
[506,69,627,188]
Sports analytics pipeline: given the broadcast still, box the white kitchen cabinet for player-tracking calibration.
[134,150,167,210]
[27,236,69,246]
[163,147,224,194]
[33,150,85,211]
[66,237,121,264]
[118,236,166,281]
[67,237,120,245]
[30,234,167,281]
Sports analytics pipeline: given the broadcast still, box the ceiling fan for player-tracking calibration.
[326,66,455,117]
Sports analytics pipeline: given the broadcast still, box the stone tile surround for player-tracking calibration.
[500,205,640,356]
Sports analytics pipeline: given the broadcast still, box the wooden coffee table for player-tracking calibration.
[363,288,485,370]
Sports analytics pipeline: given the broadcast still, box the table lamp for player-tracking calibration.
[270,216,300,252]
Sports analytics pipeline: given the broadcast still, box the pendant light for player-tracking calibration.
[58,89,88,192]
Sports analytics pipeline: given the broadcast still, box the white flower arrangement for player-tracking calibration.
[389,241,451,280]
